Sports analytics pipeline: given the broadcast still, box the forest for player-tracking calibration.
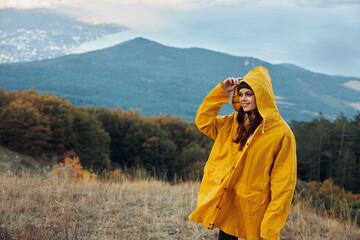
[0,88,359,193]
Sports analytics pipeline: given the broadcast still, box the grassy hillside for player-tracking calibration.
[0,38,359,122]
[0,146,51,174]
[0,162,359,239]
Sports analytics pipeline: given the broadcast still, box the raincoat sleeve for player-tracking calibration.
[260,130,297,240]
[195,82,231,140]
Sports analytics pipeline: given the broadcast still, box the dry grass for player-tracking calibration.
[0,171,216,240]
[284,200,360,240]
[1,171,360,240]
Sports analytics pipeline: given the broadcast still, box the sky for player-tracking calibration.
[1,0,360,77]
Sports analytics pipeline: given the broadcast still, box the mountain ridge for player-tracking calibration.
[0,37,359,122]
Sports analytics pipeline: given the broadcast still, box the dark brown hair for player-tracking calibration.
[233,108,263,151]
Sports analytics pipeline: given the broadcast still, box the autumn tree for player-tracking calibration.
[0,98,50,157]
[72,107,111,172]
[38,94,76,155]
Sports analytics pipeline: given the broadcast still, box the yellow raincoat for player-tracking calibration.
[189,66,297,240]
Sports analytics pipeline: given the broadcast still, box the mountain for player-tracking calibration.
[0,8,126,63]
[0,37,359,122]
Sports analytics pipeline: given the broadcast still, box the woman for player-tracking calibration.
[188,66,297,240]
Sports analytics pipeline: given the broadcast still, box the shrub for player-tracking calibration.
[53,156,98,183]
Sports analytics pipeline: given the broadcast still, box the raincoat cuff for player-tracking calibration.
[216,82,231,100]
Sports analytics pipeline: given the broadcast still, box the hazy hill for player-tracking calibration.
[0,8,126,63]
[0,37,359,122]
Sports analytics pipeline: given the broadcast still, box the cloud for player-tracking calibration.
[183,0,360,7]
[280,0,360,7]
[0,0,74,9]
[0,0,193,10]
[183,0,255,6]
[1,0,359,9]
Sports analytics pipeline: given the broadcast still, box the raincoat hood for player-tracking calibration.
[232,66,278,120]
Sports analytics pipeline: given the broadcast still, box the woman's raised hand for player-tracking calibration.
[221,77,243,92]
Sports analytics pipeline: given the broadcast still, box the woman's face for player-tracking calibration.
[239,88,257,112]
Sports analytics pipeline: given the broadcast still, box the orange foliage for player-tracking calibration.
[104,169,123,182]
[342,190,360,202]
[53,156,98,183]
[319,178,342,198]
[301,178,360,205]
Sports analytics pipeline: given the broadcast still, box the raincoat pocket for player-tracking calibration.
[234,183,268,205]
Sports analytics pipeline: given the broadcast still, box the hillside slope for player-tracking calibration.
[0,146,51,173]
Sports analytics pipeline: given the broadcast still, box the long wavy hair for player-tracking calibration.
[233,107,263,151]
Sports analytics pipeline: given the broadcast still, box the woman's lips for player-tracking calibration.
[242,103,249,108]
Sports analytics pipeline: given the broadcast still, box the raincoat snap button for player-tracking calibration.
[224,188,227,191]
[208,227,210,229]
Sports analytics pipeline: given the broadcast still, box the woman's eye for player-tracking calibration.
[239,92,253,97]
